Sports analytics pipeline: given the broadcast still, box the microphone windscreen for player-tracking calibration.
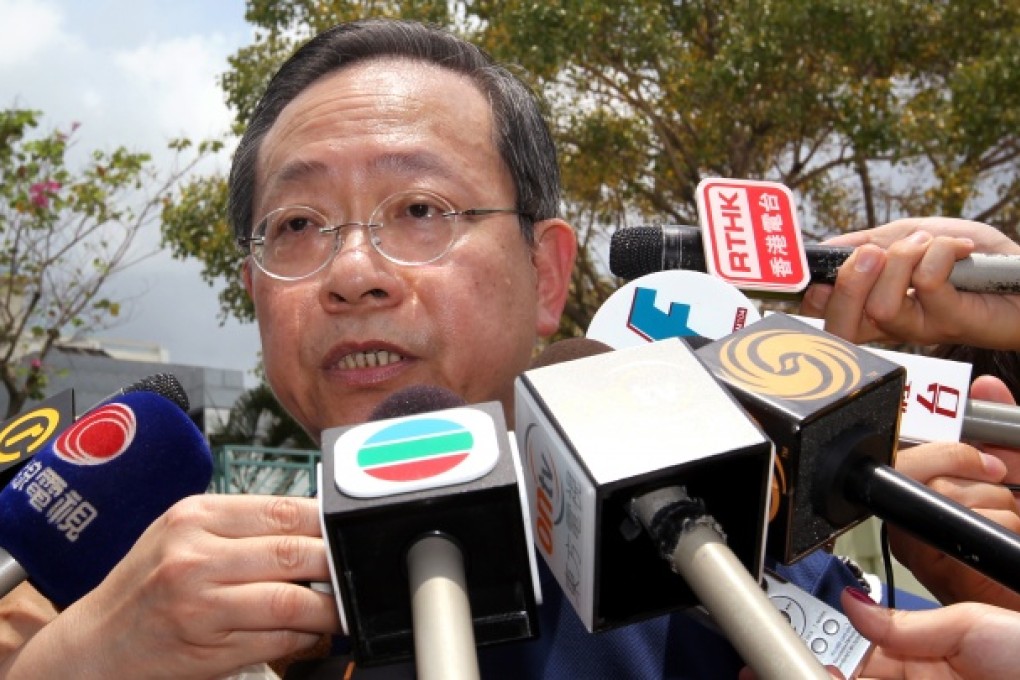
[120,373,190,412]
[530,338,612,369]
[609,226,665,280]
[0,391,213,607]
[368,385,467,421]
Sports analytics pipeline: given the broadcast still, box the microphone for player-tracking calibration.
[0,373,191,488]
[695,313,1020,592]
[775,314,1020,448]
[963,399,1020,448]
[517,338,830,679]
[0,384,214,607]
[318,386,540,674]
[610,224,1020,293]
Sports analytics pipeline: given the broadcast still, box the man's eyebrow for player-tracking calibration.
[366,151,455,179]
[270,159,331,187]
[269,152,456,188]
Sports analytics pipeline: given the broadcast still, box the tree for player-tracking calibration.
[162,0,1020,341]
[0,109,218,418]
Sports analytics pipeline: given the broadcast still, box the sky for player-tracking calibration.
[0,0,262,384]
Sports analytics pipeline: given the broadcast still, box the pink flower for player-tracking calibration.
[30,359,42,370]
[28,180,61,208]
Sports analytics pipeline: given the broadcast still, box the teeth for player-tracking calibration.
[340,350,403,369]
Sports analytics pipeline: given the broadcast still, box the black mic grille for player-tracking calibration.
[609,226,667,280]
[369,385,466,421]
[122,373,189,412]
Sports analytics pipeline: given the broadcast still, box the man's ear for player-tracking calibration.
[532,218,577,337]
[241,257,254,298]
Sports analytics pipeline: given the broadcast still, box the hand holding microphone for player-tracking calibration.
[0,381,340,679]
[796,217,1020,349]
[888,375,1020,614]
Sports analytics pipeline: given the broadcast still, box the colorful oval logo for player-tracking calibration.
[358,418,472,481]
[53,403,137,465]
[333,407,500,498]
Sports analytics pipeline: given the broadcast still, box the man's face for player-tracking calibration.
[244,59,573,440]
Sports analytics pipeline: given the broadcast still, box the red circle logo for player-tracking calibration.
[53,404,137,465]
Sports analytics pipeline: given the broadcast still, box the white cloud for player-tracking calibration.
[0,0,65,69]
[113,35,235,143]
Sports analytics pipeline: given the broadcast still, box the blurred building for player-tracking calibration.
[1,336,246,439]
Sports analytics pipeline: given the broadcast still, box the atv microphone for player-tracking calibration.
[610,225,1020,293]
[517,338,829,679]
[0,385,213,606]
[696,313,1020,593]
[318,386,540,675]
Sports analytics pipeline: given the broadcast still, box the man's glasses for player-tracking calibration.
[238,189,531,281]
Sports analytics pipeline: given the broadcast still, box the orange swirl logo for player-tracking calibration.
[717,329,862,401]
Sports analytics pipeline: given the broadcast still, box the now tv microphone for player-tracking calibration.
[696,313,1020,593]
[0,387,213,607]
[516,339,830,679]
[319,386,540,673]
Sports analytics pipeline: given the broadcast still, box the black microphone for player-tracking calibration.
[319,386,540,674]
[516,338,830,679]
[0,379,213,606]
[695,313,1020,593]
[610,224,1020,293]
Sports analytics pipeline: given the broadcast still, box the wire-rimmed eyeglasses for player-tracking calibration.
[237,189,532,281]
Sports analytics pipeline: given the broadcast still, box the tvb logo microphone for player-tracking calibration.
[332,407,500,498]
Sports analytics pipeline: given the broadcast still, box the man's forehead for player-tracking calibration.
[257,57,500,190]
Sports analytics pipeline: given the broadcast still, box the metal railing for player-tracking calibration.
[211,444,320,497]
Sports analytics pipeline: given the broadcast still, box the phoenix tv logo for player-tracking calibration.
[333,407,500,499]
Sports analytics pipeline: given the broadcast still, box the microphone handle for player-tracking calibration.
[669,523,830,680]
[407,534,480,680]
[0,548,28,598]
[846,459,1020,593]
[624,225,1020,293]
[963,399,1020,449]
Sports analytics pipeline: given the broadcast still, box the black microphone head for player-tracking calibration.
[121,373,189,412]
[369,385,466,421]
[530,338,613,369]
[609,226,663,280]
[321,386,539,664]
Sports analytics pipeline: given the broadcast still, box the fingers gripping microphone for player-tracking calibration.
[610,225,1020,293]
[319,386,540,674]
[0,383,213,607]
[517,338,829,680]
